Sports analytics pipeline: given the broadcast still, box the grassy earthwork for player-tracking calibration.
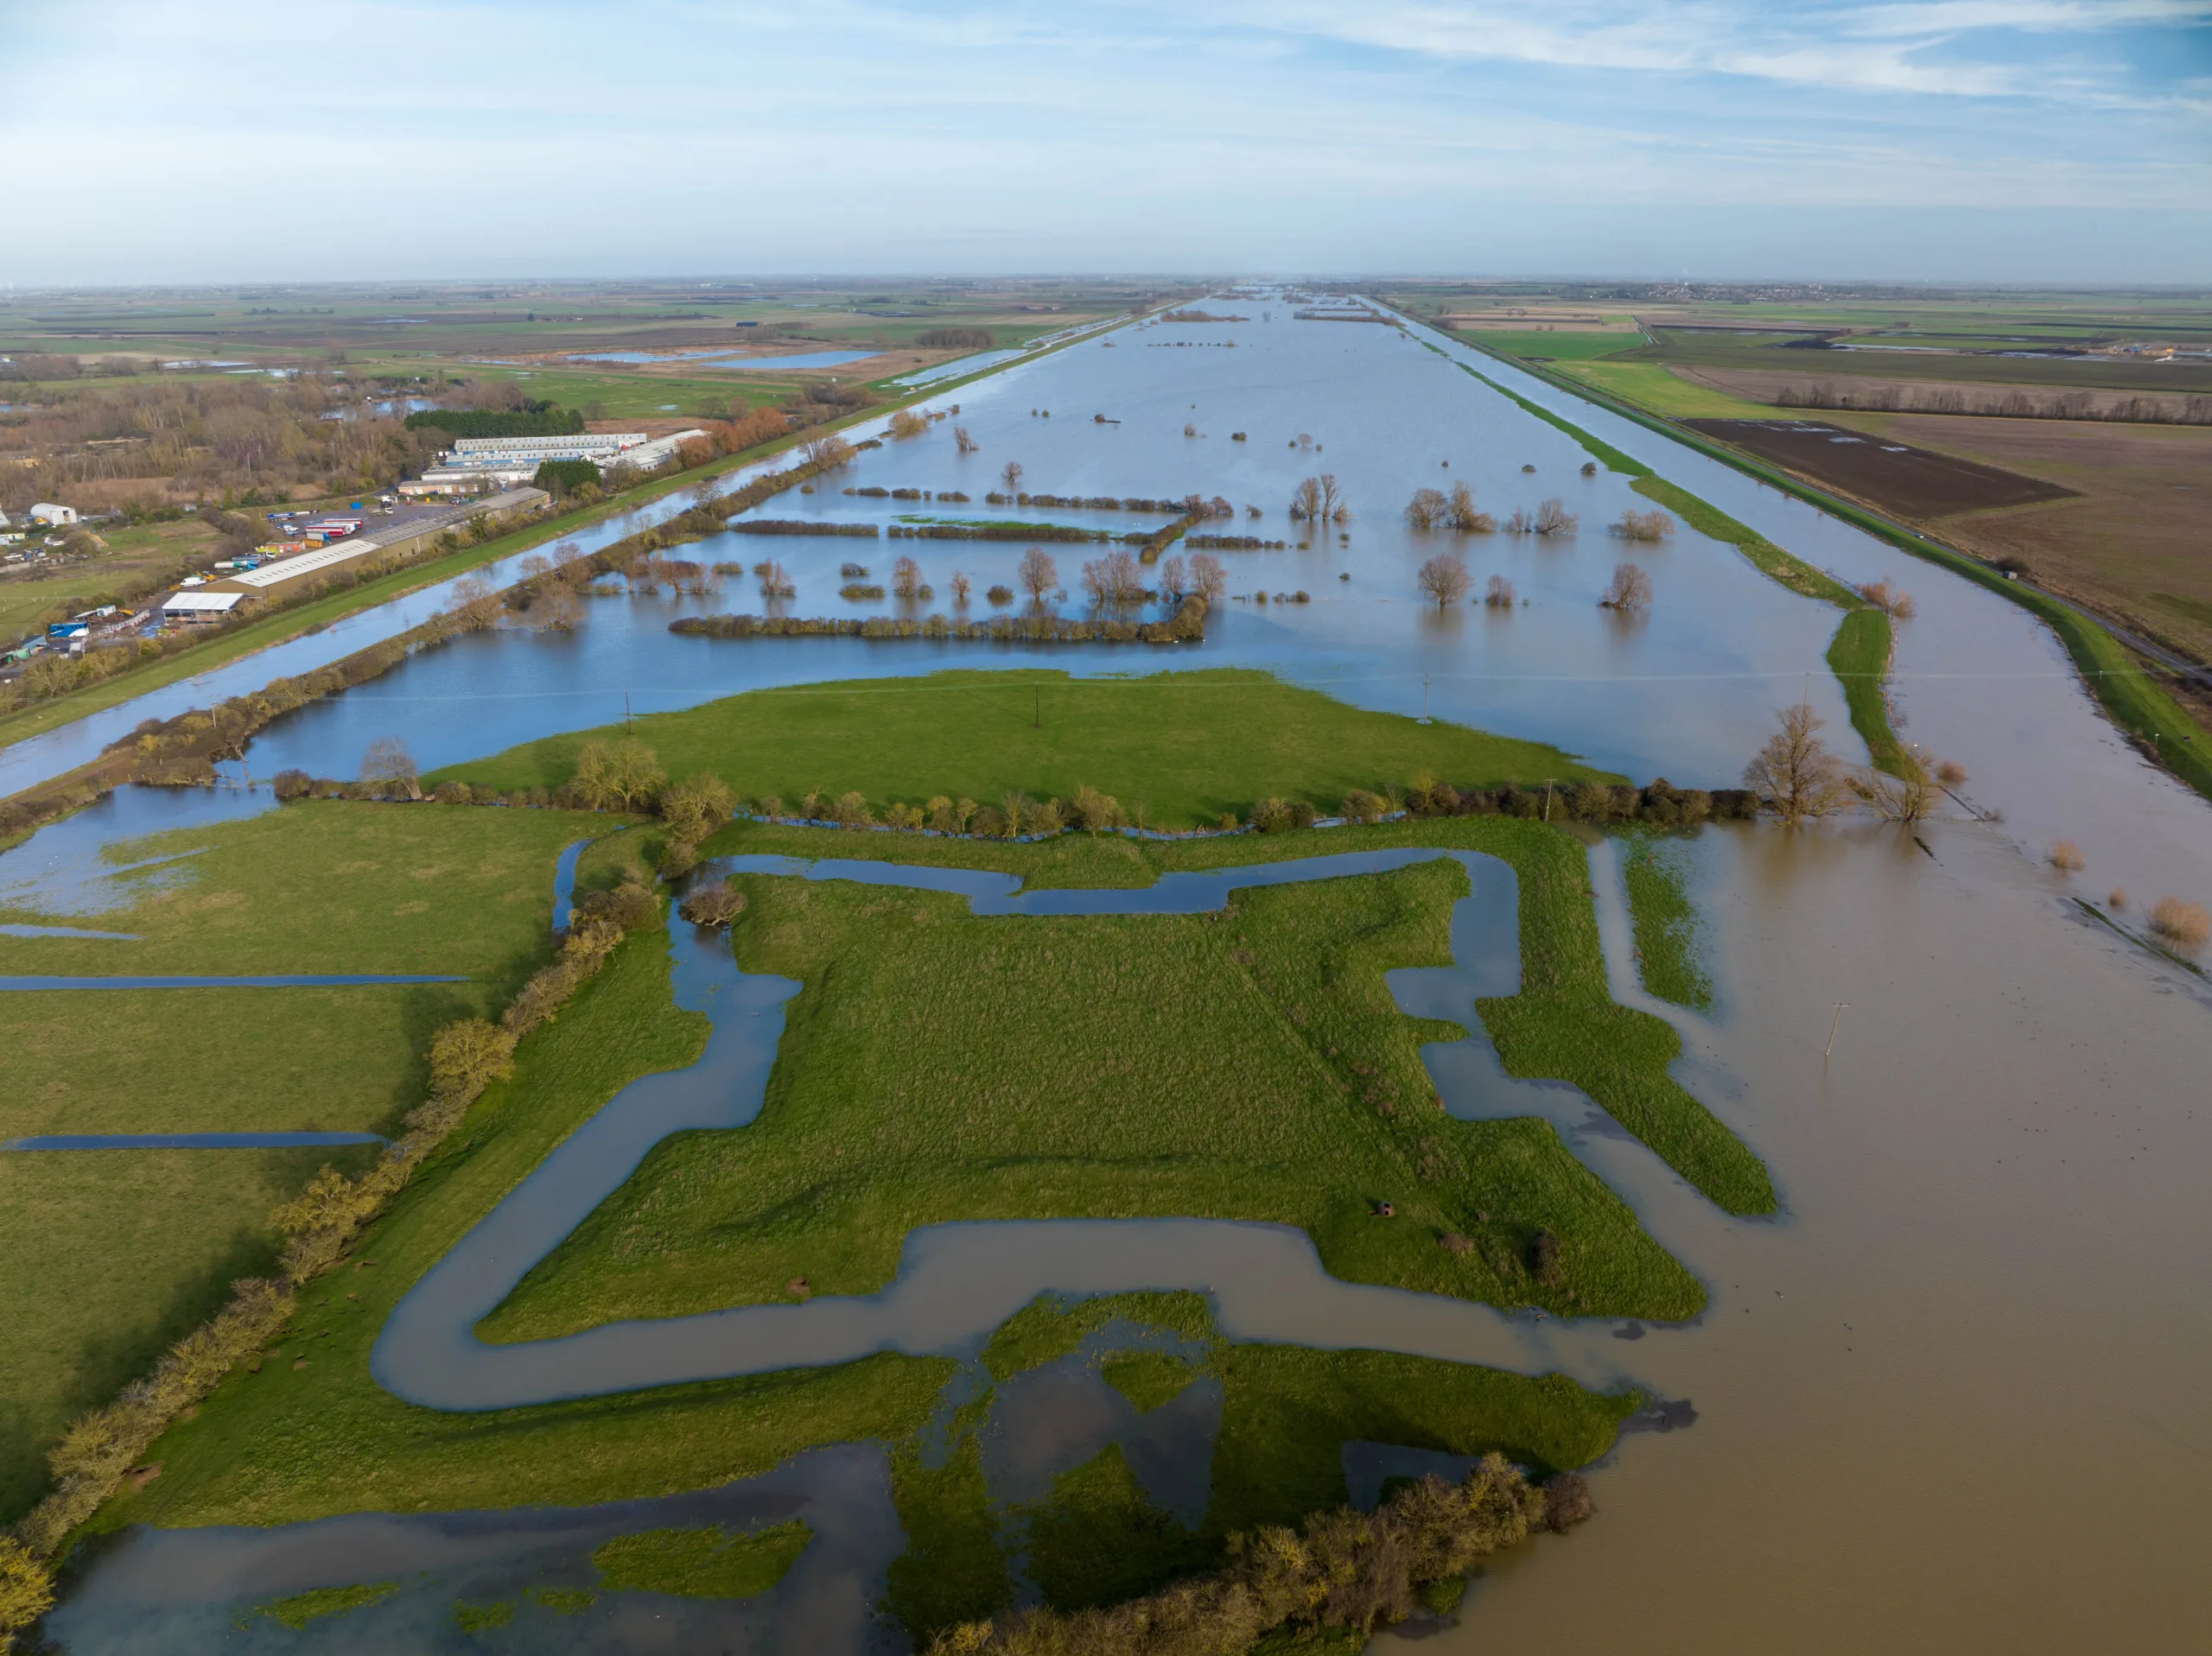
[433,667,1621,828]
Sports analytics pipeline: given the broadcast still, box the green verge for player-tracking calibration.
[434,668,1620,827]
[1618,834,1712,1012]
[1626,475,1906,775]
[591,1520,811,1599]
[481,832,1719,1343]
[887,1392,1012,1640]
[1474,343,2212,803]
[92,934,954,1533]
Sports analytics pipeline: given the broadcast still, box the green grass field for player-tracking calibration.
[434,668,1620,828]
[484,849,1706,1341]
[1453,330,1645,362]
[0,801,618,1525]
[0,1144,376,1522]
[1560,362,1780,420]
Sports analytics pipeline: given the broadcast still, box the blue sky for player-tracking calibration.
[3,0,2207,282]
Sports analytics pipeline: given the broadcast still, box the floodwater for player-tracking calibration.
[10,295,2212,1652]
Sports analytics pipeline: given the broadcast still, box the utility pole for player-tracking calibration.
[1544,778,1554,822]
[1825,1001,1851,1059]
[1421,673,1430,723]
[625,690,632,733]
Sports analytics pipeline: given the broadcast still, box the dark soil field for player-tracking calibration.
[1684,419,2079,517]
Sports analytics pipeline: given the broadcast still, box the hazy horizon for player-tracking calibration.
[6,0,2209,286]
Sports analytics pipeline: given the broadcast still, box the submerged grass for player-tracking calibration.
[1619,833,1712,1012]
[592,1520,811,1599]
[250,1579,402,1630]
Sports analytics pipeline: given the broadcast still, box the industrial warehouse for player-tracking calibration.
[397,429,704,498]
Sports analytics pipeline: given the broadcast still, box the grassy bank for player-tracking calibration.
[433,668,1620,827]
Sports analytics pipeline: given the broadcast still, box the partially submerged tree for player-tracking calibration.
[1290,476,1324,522]
[1158,553,1188,600]
[954,425,978,454]
[1016,545,1058,601]
[800,434,855,470]
[1319,473,1348,523]
[1533,498,1577,536]
[1601,562,1654,611]
[893,555,925,600]
[1484,573,1516,607]
[1000,460,1024,495]
[949,569,972,606]
[1081,548,1144,606]
[1417,555,1472,607]
[1405,487,1448,530]
[1187,552,1227,603]
[1613,508,1675,542]
[756,561,794,600]
[1445,481,1495,533]
[1744,701,1847,826]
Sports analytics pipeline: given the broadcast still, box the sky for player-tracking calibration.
[3,0,2208,283]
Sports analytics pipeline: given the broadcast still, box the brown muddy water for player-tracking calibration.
[1405,819,2211,1653]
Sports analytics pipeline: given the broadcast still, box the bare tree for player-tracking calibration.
[1851,764,1942,823]
[1485,574,1516,607]
[1857,578,1916,619]
[1319,473,1348,523]
[572,738,666,813]
[1289,477,1323,521]
[1417,555,1472,607]
[1001,460,1025,495]
[757,561,794,600]
[1158,554,1188,600]
[1446,481,1496,533]
[531,581,582,631]
[1081,549,1144,606]
[1534,498,1577,536]
[359,736,419,796]
[949,568,972,605]
[801,434,855,470]
[893,555,925,600]
[1187,552,1227,603]
[1016,545,1058,601]
[954,425,978,454]
[888,409,929,440]
[1744,701,1847,826]
[1405,488,1448,530]
[447,573,503,631]
[1602,562,1654,611]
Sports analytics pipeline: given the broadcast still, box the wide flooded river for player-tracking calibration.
[10,295,2210,1652]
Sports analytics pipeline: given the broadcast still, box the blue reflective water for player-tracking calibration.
[0,923,137,940]
[895,349,1025,384]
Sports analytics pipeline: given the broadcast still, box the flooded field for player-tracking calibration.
[6,296,2209,1653]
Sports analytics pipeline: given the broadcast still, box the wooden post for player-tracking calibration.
[1825,1002,1850,1059]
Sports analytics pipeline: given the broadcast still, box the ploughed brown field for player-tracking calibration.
[1684,419,2079,517]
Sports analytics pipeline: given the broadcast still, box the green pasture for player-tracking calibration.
[1461,329,1645,361]
[435,668,1618,828]
[1559,361,1779,419]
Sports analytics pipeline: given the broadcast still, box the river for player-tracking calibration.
[10,295,2210,1653]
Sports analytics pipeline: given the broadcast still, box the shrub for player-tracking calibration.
[2048,840,2086,873]
[571,738,666,811]
[1529,1228,1564,1288]
[678,879,748,928]
[0,1538,54,1651]
[889,409,931,440]
[1405,488,1449,530]
[1613,508,1674,542]
[659,772,734,842]
[1541,1472,1594,1532]
[574,875,660,932]
[1250,796,1316,834]
[986,584,1014,606]
[886,802,925,831]
[840,583,887,600]
[1069,784,1126,833]
[1534,498,1577,536]
[841,562,872,579]
[2149,897,2209,949]
[271,768,312,800]
[1484,574,1516,608]
[830,790,875,829]
[1340,789,1389,824]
